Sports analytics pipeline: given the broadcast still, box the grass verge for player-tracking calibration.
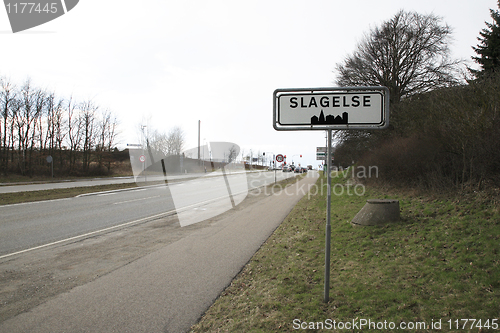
[190,172,500,332]
[0,183,138,206]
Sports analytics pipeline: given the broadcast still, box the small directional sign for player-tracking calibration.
[316,147,335,160]
[273,86,389,131]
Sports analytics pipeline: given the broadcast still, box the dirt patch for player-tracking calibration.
[0,187,272,323]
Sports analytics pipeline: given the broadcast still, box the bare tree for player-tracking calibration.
[30,88,46,174]
[148,126,185,156]
[0,75,122,177]
[0,77,17,175]
[149,129,169,156]
[226,145,238,163]
[45,92,66,169]
[167,126,184,156]
[335,10,462,104]
[95,109,118,171]
[66,96,83,172]
[15,79,38,175]
[80,100,98,173]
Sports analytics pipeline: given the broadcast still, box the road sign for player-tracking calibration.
[273,86,390,304]
[276,154,284,163]
[316,147,335,160]
[273,86,389,131]
[139,155,146,163]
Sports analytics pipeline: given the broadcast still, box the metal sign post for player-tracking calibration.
[274,154,276,184]
[46,155,53,178]
[324,129,332,303]
[273,86,389,304]
[139,155,146,182]
[276,154,284,183]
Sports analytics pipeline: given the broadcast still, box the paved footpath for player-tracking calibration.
[0,173,319,333]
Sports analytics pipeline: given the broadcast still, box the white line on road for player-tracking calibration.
[0,210,176,260]
[113,195,161,205]
[0,173,302,260]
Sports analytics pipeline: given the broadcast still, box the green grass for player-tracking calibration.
[190,172,500,332]
[0,183,138,205]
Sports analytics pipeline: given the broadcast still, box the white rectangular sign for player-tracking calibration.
[273,87,389,131]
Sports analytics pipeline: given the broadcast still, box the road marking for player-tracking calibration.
[76,187,147,198]
[0,172,304,259]
[0,210,176,260]
[113,195,161,205]
[0,190,246,260]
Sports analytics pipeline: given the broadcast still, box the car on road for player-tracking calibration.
[294,166,307,173]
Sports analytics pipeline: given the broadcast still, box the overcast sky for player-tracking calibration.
[0,0,496,168]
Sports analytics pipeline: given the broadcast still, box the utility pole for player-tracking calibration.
[142,125,147,182]
[198,120,201,161]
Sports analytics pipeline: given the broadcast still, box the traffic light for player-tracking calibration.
[300,155,302,158]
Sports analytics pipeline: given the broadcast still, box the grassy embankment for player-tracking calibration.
[191,172,500,332]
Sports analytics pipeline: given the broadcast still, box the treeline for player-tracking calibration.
[335,72,500,189]
[0,77,121,177]
[333,5,500,190]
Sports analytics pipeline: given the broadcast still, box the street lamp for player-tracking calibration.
[291,154,302,166]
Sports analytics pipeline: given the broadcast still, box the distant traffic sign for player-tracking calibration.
[316,147,335,160]
[276,154,284,163]
[273,86,389,131]
[139,155,146,163]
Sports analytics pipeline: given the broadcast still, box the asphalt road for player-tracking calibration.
[0,170,296,258]
[0,171,320,333]
[0,172,237,194]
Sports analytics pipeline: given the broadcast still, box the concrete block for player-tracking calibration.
[351,199,400,227]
